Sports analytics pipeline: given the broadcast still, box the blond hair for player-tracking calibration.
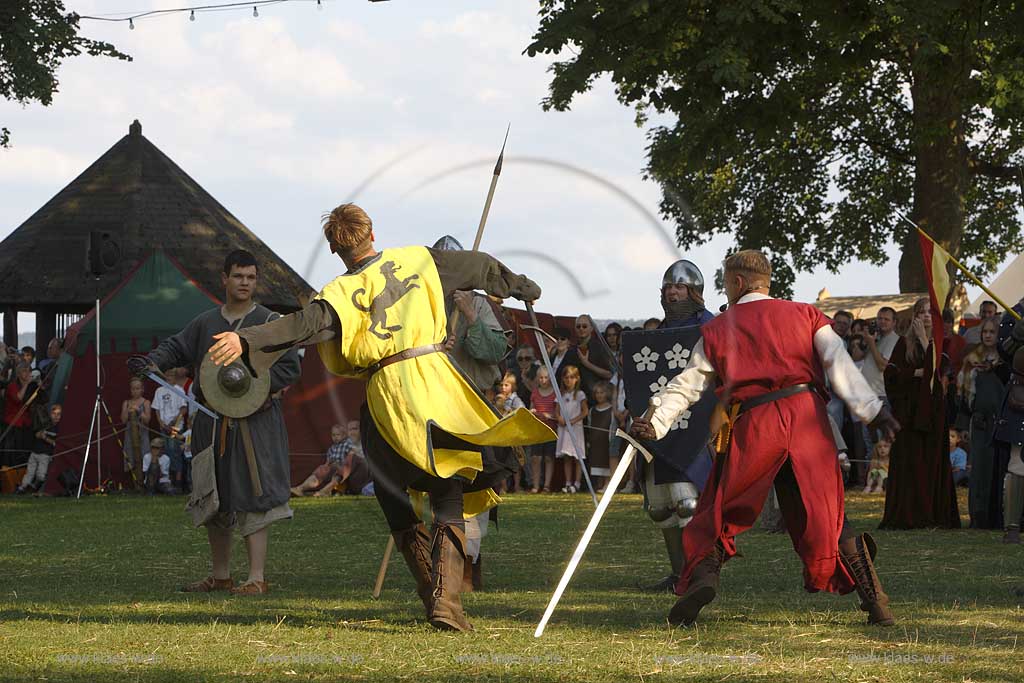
[500,371,518,392]
[723,249,771,286]
[322,203,373,254]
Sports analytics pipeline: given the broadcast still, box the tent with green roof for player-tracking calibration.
[64,250,221,356]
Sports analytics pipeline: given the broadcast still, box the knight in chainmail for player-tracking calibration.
[639,260,715,592]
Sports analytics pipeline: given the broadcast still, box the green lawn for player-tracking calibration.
[1,489,1020,682]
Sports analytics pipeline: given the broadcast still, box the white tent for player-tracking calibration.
[968,253,1024,313]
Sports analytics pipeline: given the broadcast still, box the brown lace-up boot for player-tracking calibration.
[393,523,433,613]
[668,541,725,626]
[838,533,895,626]
[428,524,473,632]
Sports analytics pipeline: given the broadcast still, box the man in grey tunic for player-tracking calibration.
[128,249,301,595]
[434,235,511,591]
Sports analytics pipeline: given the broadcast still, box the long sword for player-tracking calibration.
[534,399,659,637]
[525,301,598,507]
[145,371,218,421]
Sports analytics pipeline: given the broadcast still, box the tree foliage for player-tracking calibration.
[527,1,1024,296]
[1,1,130,148]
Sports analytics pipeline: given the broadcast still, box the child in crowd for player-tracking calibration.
[495,372,526,493]
[587,381,615,493]
[292,423,346,497]
[17,403,62,494]
[329,420,370,496]
[556,364,588,493]
[496,372,525,414]
[863,437,891,494]
[121,376,151,490]
[949,428,969,487]
[529,366,557,493]
[143,437,174,495]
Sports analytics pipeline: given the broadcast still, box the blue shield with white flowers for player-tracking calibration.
[621,325,714,489]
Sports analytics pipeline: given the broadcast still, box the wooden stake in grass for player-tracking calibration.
[371,536,395,599]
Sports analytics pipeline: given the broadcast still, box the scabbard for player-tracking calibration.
[238,417,263,497]
[712,403,741,456]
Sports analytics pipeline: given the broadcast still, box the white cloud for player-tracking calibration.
[0,145,88,184]
[201,18,363,99]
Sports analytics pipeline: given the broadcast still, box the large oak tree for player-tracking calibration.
[528,1,1024,296]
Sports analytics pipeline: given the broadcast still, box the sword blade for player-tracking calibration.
[525,302,598,508]
[534,443,638,638]
[533,398,660,637]
[146,371,218,421]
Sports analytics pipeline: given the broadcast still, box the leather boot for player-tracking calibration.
[428,524,473,632]
[838,533,895,626]
[393,523,432,613]
[668,541,725,626]
[472,554,483,591]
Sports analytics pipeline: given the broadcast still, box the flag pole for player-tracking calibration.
[898,213,1021,320]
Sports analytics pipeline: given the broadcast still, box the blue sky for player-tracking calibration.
[1,0,1014,334]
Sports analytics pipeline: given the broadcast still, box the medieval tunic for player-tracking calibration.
[447,294,508,391]
[649,294,882,596]
[586,404,613,476]
[961,361,1009,529]
[236,247,555,521]
[994,302,1024,529]
[880,337,960,530]
[147,305,301,517]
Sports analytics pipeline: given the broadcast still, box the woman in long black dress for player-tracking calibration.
[957,318,1008,528]
[880,298,960,529]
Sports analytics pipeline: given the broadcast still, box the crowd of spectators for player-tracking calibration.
[3,292,1017,530]
[826,299,1019,540]
[0,341,203,496]
[487,314,650,496]
[2,343,63,493]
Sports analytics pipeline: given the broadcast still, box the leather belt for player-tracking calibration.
[737,383,815,415]
[368,343,444,376]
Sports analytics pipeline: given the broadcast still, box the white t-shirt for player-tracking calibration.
[143,452,171,484]
[153,385,189,427]
[860,331,899,397]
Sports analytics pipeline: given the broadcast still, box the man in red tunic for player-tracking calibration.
[632,250,901,627]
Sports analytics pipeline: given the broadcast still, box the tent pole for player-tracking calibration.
[95,297,101,489]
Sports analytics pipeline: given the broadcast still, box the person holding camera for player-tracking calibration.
[859,307,899,455]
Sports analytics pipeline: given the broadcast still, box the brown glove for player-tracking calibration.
[630,416,657,441]
[512,276,542,303]
[868,405,901,442]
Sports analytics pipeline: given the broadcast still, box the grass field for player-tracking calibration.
[1,488,1021,682]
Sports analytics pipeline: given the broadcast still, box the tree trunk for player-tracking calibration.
[899,64,969,293]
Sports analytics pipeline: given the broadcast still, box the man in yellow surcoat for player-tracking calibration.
[208,203,554,631]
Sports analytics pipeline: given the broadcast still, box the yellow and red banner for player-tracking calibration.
[917,229,952,386]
